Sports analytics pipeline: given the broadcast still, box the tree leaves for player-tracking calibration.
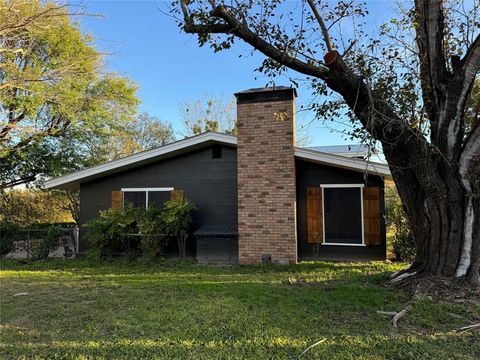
[0,1,139,188]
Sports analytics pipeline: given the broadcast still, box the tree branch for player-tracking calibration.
[0,112,25,140]
[179,1,329,78]
[0,174,37,189]
[306,0,334,52]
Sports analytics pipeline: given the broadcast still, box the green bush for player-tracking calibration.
[0,223,22,255]
[138,213,168,258]
[86,205,155,259]
[86,198,196,260]
[385,188,416,262]
[391,232,416,263]
[161,198,195,259]
[30,226,63,260]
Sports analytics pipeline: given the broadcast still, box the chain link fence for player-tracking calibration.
[2,227,79,259]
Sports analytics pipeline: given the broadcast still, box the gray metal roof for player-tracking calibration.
[193,224,238,237]
[306,144,369,157]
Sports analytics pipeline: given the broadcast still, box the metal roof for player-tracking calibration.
[306,144,369,157]
[193,224,238,236]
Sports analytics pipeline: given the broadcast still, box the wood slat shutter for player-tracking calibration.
[363,187,381,245]
[111,191,123,209]
[307,187,323,243]
[170,189,184,201]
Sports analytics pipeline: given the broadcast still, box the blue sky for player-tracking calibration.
[75,1,393,146]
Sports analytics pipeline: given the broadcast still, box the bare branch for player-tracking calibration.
[306,0,334,52]
[455,323,480,333]
[179,1,329,78]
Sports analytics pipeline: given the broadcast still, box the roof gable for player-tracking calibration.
[44,132,391,189]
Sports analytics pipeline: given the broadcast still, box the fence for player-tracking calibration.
[3,227,79,259]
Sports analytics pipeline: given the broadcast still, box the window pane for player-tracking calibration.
[324,187,362,244]
[148,191,171,209]
[124,191,146,208]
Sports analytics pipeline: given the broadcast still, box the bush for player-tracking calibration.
[86,205,152,259]
[30,226,63,260]
[0,223,22,255]
[138,213,168,258]
[385,188,416,262]
[86,197,196,260]
[391,232,416,263]
[161,198,195,259]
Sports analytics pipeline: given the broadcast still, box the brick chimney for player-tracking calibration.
[235,87,297,264]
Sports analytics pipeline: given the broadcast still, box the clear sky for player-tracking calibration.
[75,1,393,146]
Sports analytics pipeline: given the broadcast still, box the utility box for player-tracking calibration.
[194,225,238,265]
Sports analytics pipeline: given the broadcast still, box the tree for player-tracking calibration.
[174,0,480,285]
[103,112,175,160]
[0,188,73,226]
[0,1,139,188]
[180,95,236,136]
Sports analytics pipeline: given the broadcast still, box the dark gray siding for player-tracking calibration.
[79,145,237,252]
[296,159,386,261]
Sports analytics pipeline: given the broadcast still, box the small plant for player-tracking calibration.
[161,197,195,259]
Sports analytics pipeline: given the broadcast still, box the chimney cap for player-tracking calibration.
[234,86,297,104]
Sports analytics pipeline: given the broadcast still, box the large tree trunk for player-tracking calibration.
[385,144,480,286]
[321,51,480,286]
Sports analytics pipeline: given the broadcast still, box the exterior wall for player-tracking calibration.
[296,159,387,261]
[78,145,237,252]
[236,89,297,264]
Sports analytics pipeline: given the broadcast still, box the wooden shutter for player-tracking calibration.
[363,187,381,245]
[111,191,123,209]
[170,189,184,201]
[307,187,323,243]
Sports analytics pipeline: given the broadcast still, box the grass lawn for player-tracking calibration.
[0,259,479,359]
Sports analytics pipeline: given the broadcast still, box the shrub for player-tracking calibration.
[86,204,147,259]
[385,188,416,262]
[161,197,195,259]
[138,212,168,258]
[86,198,196,260]
[391,232,416,263]
[30,226,63,260]
[0,223,22,255]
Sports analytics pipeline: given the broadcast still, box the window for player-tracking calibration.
[321,185,364,246]
[122,188,173,210]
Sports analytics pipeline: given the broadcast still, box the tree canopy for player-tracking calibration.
[0,0,139,188]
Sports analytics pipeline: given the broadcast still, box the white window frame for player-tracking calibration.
[121,187,174,209]
[320,184,366,247]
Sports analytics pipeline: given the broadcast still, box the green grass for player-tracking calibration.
[0,259,478,359]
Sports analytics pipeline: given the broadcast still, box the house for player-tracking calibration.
[44,87,391,264]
